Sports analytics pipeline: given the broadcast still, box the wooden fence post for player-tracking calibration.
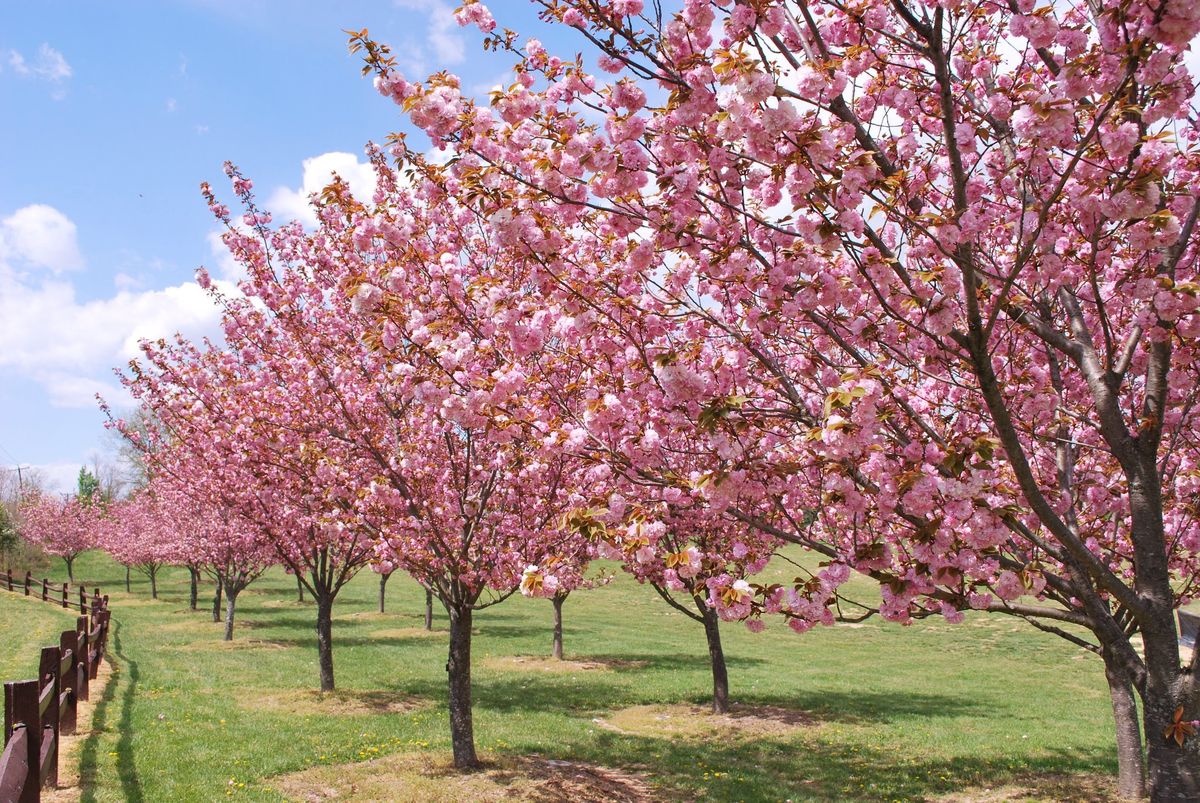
[3,679,40,803]
[57,630,77,735]
[23,572,30,596]
[38,647,59,789]
[59,584,67,610]
[5,568,11,592]
[74,618,89,704]
[40,580,47,603]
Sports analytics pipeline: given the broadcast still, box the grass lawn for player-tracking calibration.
[0,587,79,679]
[1,549,1122,802]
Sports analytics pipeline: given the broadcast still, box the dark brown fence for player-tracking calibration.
[0,569,110,803]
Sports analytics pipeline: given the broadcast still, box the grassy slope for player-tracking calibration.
[18,549,1120,802]
[0,585,80,679]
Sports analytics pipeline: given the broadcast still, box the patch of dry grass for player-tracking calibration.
[270,751,657,802]
[594,702,816,740]
[930,772,1117,802]
[234,688,429,717]
[481,655,648,674]
[170,637,291,652]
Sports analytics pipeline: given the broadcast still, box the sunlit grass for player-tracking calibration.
[0,589,78,678]
[5,549,1121,801]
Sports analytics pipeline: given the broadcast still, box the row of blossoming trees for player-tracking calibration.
[24,0,1200,797]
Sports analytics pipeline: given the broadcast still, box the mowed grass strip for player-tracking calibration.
[27,549,1121,802]
[0,586,80,679]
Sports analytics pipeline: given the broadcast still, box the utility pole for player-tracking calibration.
[2,465,30,492]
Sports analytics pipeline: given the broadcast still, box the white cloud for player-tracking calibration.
[26,462,89,495]
[393,0,466,69]
[0,204,85,273]
[427,4,466,65]
[206,229,247,282]
[6,44,72,98]
[0,204,232,410]
[267,151,378,228]
[166,97,178,113]
[113,272,143,291]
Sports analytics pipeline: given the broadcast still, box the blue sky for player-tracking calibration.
[0,0,572,491]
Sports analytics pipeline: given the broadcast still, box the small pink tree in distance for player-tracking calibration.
[133,471,275,636]
[353,0,1200,795]
[109,331,373,668]
[515,536,607,661]
[98,492,184,599]
[18,492,97,582]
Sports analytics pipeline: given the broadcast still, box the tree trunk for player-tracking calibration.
[212,580,223,623]
[424,587,434,630]
[1143,692,1200,801]
[296,575,305,603]
[149,565,158,600]
[447,605,479,768]
[315,592,336,692]
[188,567,199,611]
[701,605,730,714]
[551,593,565,660]
[64,555,74,584]
[223,583,239,642]
[379,572,390,614]
[125,565,131,593]
[1104,654,1146,800]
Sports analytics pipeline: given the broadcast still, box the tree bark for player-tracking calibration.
[701,605,730,714]
[447,605,479,768]
[424,587,434,630]
[1143,692,1199,801]
[379,572,390,614]
[1103,653,1146,800]
[149,565,158,600]
[551,593,565,660]
[125,564,131,593]
[188,566,199,611]
[316,592,336,692]
[296,574,305,603]
[213,579,223,623]
[223,583,239,642]
[64,555,74,584]
[1127,472,1200,800]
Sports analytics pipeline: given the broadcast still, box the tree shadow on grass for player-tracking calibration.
[538,729,1116,802]
[395,668,988,728]
[555,651,768,672]
[78,620,143,803]
[245,621,546,647]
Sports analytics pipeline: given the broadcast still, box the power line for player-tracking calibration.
[0,441,20,466]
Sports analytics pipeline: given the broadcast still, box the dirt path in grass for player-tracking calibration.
[43,656,115,802]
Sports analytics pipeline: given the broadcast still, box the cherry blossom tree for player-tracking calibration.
[518,541,607,661]
[19,492,97,581]
[111,330,374,667]
[354,0,1200,796]
[189,160,598,769]
[157,473,273,635]
[99,493,181,599]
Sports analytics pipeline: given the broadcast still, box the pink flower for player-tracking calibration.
[994,571,1025,602]
[350,283,383,315]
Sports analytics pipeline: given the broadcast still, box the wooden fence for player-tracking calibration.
[0,569,110,803]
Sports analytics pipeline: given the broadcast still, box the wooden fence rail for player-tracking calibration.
[0,569,109,803]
